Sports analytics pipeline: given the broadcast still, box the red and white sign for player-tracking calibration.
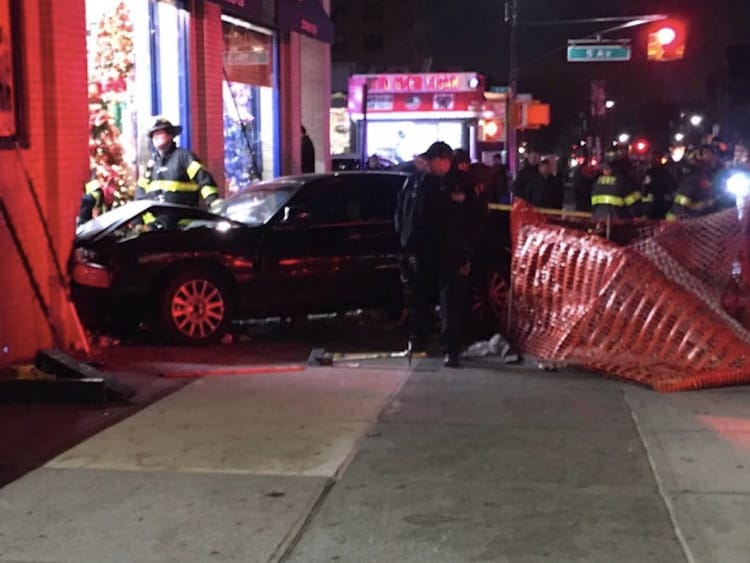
[348,73,485,117]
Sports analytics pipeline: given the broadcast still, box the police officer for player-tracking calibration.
[591,151,642,221]
[395,141,485,366]
[136,117,220,209]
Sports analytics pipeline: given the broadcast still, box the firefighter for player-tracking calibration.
[667,145,722,220]
[136,117,220,209]
[77,170,109,227]
[591,151,642,221]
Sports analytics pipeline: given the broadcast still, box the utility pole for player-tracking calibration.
[506,0,519,179]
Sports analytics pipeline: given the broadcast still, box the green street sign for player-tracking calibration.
[567,44,631,62]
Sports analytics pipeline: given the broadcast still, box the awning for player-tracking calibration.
[211,0,263,21]
[277,0,334,44]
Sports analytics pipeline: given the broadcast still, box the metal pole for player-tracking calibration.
[507,0,519,179]
[505,0,519,340]
[360,83,369,170]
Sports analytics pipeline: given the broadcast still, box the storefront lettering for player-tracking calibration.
[367,73,473,94]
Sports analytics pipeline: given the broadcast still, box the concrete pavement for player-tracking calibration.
[2,356,750,562]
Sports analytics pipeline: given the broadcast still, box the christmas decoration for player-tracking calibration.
[87,1,135,209]
[223,81,262,193]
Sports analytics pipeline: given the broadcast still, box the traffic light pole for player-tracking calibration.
[506,0,519,179]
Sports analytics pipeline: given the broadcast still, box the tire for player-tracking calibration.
[470,265,511,338]
[158,269,234,345]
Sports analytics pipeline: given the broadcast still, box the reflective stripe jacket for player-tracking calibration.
[591,171,641,220]
[667,167,717,220]
[77,179,106,226]
[136,143,219,207]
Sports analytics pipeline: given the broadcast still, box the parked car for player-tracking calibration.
[69,171,510,345]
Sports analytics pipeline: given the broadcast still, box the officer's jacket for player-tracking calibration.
[136,143,219,207]
[591,170,642,220]
[437,169,487,272]
[667,166,718,220]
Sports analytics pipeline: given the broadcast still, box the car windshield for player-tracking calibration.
[75,200,154,239]
[218,181,301,225]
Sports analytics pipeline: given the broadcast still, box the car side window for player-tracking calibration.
[362,175,407,221]
[294,178,364,225]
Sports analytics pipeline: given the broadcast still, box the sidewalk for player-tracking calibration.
[1,357,750,562]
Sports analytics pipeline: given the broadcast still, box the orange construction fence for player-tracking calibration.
[508,199,750,392]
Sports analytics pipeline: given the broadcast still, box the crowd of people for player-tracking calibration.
[391,136,750,367]
[512,140,745,222]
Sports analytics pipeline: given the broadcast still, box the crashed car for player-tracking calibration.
[69,171,511,345]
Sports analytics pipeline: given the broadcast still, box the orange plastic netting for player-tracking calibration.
[510,199,750,392]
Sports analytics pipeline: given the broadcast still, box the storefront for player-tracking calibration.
[347,72,507,165]
[0,0,332,364]
[221,4,279,191]
[86,0,194,203]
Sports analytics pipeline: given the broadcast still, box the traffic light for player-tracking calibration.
[648,20,687,62]
[479,119,503,142]
[632,138,650,156]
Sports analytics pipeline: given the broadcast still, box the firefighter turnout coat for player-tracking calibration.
[591,167,642,221]
[136,142,219,208]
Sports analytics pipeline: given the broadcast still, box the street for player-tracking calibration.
[2,316,750,562]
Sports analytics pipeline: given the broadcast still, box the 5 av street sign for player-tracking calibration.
[567,44,632,62]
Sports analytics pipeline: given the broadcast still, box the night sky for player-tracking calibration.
[420,0,750,150]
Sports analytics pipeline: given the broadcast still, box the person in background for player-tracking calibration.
[490,153,510,204]
[512,151,541,202]
[667,145,724,220]
[77,168,113,227]
[453,148,471,173]
[526,158,565,210]
[572,160,599,213]
[591,152,641,221]
[301,126,316,173]
[367,155,384,170]
[642,151,678,219]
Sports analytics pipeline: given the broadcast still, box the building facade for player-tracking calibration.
[0,0,332,365]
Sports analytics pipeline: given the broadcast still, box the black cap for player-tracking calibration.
[148,117,183,138]
[420,141,453,160]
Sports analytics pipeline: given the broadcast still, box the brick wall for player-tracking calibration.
[279,32,302,175]
[279,0,332,176]
[0,0,89,366]
[190,0,226,195]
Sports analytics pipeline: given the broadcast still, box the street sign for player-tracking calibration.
[567,44,631,62]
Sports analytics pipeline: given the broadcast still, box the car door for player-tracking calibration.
[344,173,407,309]
[259,176,366,313]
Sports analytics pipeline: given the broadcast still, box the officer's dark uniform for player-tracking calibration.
[136,118,219,209]
[77,175,106,227]
[394,171,441,350]
[437,167,485,364]
[591,160,642,220]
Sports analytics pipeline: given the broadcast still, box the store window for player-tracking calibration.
[86,0,190,206]
[222,17,277,194]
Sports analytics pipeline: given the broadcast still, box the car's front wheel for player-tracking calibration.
[158,269,233,345]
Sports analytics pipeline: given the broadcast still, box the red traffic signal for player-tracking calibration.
[648,19,687,61]
[655,26,677,46]
[479,119,503,142]
[633,139,650,155]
